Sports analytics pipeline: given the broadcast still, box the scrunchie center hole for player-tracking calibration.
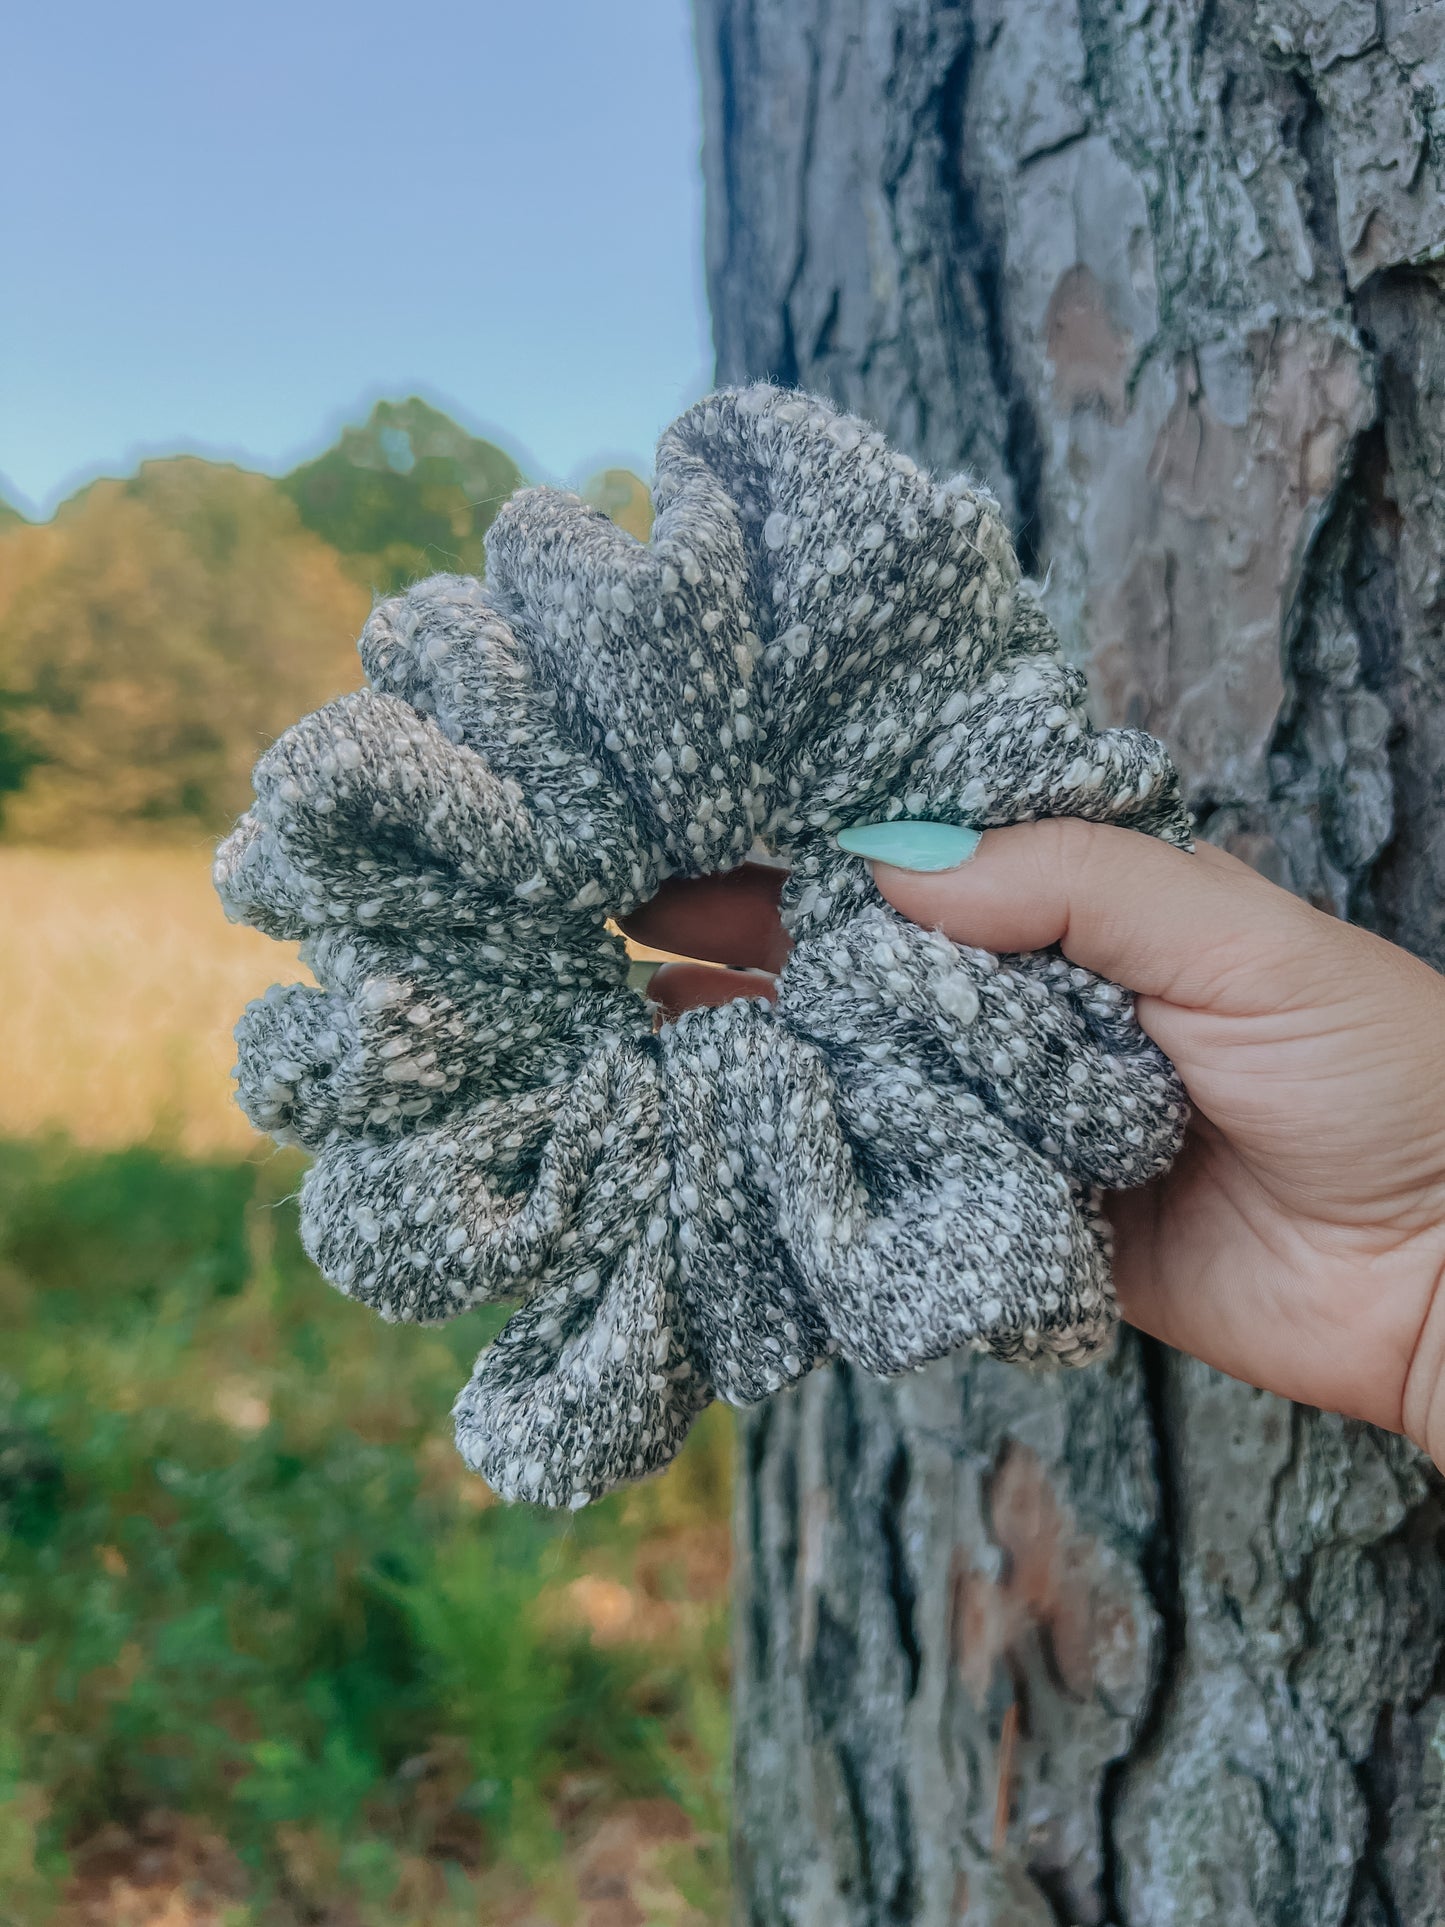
[615,860,792,1022]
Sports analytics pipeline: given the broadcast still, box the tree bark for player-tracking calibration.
[693,2,1445,1920]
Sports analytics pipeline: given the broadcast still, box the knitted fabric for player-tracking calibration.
[216,385,1192,1508]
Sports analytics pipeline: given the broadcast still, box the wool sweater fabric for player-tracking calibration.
[216,385,1192,1508]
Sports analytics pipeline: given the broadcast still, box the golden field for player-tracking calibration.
[0,843,686,1155]
[0,841,306,1154]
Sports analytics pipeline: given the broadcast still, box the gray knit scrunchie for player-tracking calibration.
[216,385,1191,1507]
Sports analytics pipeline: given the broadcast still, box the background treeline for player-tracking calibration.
[0,400,652,842]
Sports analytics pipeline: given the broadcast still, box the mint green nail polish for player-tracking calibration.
[836,820,982,871]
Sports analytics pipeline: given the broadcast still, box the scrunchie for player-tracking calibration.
[216,385,1191,1507]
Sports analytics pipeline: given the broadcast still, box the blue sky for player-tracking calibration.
[1,0,712,516]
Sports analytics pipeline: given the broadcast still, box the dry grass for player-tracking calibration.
[0,842,305,1154]
[0,845,696,1157]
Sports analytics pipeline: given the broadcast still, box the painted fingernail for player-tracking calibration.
[835,820,982,871]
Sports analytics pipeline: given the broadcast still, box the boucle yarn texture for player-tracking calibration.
[216,385,1192,1508]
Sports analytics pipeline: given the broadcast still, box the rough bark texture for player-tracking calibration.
[695,2,1445,1920]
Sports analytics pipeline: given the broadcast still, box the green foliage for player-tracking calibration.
[0,1653,61,1927]
[0,693,43,826]
[280,397,525,593]
[389,1533,663,1867]
[0,1143,257,1301]
[0,1138,730,1922]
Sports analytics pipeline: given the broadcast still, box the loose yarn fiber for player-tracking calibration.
[216,385,1191,1507]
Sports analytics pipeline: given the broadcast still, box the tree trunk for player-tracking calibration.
[693,2,1445,1920]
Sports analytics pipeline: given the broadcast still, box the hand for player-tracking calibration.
[621,824,1445,1468]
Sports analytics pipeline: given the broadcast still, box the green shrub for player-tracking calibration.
[0,1138,730,1921]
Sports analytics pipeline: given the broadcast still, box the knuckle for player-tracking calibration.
[1034,815,1104,895]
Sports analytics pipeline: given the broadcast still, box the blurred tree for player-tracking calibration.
[0,462,368,840]
[0,403,655,841]
[280,396,526,593]
[0,697,43,826]
[0,503,42,824]
[583,467,655,543]
[699,1,1445,1921]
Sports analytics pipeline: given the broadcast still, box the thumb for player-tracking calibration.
[839,818,1309,1012]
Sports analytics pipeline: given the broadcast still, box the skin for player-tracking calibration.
[621,820,1445,1470]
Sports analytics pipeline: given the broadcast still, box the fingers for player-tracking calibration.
[625,819,1329,1023]
[864,819,1318,1012]
[620,863,792,973]
[647,962,779,1020]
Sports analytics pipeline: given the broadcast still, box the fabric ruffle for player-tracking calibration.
[217,385,1191,1505]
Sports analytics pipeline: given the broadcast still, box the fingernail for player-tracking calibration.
[836,820,982,871]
